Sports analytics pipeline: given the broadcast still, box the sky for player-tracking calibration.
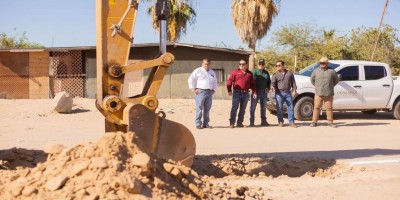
[0,0,399,49]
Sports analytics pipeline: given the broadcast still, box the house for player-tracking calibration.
[0,43,250,100]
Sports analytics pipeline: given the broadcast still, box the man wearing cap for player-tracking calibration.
[227,59,257,128]
[188,58,218,129]
[310,57,339,128]
[249,59,271,127]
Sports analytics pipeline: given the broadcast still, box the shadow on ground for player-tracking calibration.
[71,108,91,114]
[0,148,47,170]
[270,111,394,120]
[333,111,394,120]
[192,148,400,178]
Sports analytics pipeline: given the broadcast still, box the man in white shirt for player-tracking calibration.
[188,58,218,129]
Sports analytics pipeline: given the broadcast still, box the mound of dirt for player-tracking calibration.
[0,132,264,199]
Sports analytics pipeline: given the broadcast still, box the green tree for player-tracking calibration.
[147,0,196,42]
[270,22,321,68]
[262,22,400,75]
[347,24,399,65]
[323,29,335,41]
[256,47,293,73]
[269,22,349,70]
[0,32,43,48]
[231,0,279,70]
[313,29,347,60]
[393,47,400,75]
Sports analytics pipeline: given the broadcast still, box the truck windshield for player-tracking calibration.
[297,62,340,77]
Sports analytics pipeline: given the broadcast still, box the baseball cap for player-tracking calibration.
[258,59,265,65]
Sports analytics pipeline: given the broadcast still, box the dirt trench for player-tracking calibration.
[0,131,367,200]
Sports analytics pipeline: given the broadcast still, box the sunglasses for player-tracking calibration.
[320,62,328,65]
[239,63,246,66]
[276,64,282,67]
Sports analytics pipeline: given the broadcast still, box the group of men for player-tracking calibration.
[188,57,338,129]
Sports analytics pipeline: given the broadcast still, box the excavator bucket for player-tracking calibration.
[96,0,196,167]
[127,104,196,167]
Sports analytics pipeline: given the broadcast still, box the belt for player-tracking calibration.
[199,88,212,91]
[277,89,290,92]
[234,89,249,93]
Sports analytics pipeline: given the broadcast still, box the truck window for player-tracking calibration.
[297,62,340,77]
[364,65,386,80]
[337,66,358,81]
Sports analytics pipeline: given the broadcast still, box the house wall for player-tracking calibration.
[157,60,238,100]
[81,45,249,99]
[0,52,49,99]
[0,52,29,99]
[29,52,49,99]
[1,46,248,99]
[133,46,247,100]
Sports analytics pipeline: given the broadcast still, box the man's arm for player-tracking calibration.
[188,68,198,90]
[270,73,276,92]
[211,70,218,92]
[291,72,297,91]
[250,74,257,95]
[332,70,339,86]
[310,70,316,86]
[226,70,235,94]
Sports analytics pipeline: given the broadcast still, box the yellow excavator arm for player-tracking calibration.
[95,0,195,166]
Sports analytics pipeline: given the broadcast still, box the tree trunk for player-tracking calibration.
[248,45,255,71]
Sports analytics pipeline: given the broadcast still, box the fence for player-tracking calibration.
[49,51,85,98]
[0,75,29,99]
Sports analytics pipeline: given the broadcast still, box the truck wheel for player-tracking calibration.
[294,96,314,121]
[362,109,377,114]
[392,100,400,120]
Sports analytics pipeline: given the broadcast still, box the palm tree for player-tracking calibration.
[231,0,279,70]
[147,0,196,42]
[323,29,335,42]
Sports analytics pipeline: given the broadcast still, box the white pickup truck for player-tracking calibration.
[267,60,400,120]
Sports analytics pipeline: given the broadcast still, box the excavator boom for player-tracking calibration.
[95,0,195,166]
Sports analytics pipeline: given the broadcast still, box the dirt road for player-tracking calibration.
[1,98,400,199]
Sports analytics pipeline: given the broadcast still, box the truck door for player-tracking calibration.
[361,65,393,108]
[334,65,364,109]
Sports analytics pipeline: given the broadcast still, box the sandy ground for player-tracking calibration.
[1,98,400,199]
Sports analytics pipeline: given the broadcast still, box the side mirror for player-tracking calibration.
[337,74,342,81]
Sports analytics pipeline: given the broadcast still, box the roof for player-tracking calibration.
[0,42,250,55]
[135,42,250,55]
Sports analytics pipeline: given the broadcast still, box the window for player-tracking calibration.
[364,65,386,80]
[297,62,340,77]
[213,69,225,83]
[337,66,359,81]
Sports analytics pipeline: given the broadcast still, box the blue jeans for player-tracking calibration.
[275,91,295,123]
[195,89,213,126]
[250,90,267,124]
[229,90,250,125]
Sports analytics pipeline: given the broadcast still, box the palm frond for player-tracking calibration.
[231,0,279,47]
[148,0,196,42]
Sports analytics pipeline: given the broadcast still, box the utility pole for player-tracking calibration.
[371,0,389,61]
